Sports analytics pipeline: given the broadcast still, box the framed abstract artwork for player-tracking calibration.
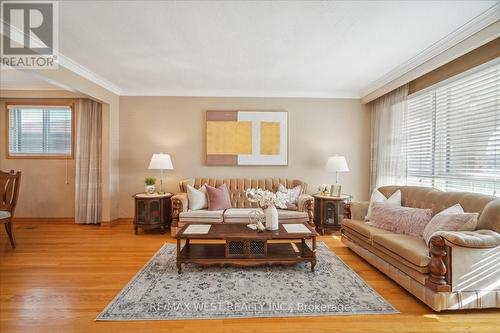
[205,110,288,166]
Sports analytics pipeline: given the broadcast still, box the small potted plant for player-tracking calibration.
[144,177,156,194]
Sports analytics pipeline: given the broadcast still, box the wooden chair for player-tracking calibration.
[0,170,21,248]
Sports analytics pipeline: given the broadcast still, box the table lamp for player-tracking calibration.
[148,153,173,194]
[325,155,349,196]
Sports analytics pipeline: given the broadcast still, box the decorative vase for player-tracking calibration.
[145,185,155,194]
[264,205,279,231]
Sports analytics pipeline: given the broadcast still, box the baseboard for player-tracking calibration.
[13,217,75,223]
[13,217,133,224]
[103,218,133,225]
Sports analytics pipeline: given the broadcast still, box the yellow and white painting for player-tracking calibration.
[206,111,288,166]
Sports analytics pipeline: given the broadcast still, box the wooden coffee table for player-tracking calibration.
[175,223,318,273]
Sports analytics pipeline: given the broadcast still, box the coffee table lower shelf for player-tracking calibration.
[176,242,316,273]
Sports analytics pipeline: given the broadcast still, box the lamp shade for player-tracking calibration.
[148,153,173,170]
[325,155,349,172]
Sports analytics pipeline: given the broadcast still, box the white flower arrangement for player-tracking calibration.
[318,184,329,192]
[245,188,288,209]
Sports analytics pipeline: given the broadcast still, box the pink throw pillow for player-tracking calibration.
[205,184,232,211]
[367,202,433,238]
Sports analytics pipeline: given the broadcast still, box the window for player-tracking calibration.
[7,103,74,158]
[406,60,500,196]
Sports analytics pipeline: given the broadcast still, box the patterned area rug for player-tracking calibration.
[97,242,397,320]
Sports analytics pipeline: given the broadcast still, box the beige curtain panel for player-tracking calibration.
[370,84,409,192]
[75,99,102,224]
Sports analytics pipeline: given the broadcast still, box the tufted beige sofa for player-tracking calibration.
[341,185,500,311]
[170,178,314,236]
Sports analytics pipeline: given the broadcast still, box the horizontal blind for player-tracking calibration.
[8,106,72,156]
[406,91,435,188]
[406,61,500,196]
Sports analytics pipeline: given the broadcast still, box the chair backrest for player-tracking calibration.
[179,178,307,208]
[0,170,21,213]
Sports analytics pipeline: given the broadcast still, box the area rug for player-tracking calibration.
[97,242,397,320]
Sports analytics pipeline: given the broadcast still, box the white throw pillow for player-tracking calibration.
[277,184,302,210]
[422,204,478,245]
[365,189,401,221]
[187,184,208,210]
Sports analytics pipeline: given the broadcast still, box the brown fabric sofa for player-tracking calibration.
[341,185,500,311]
[170,178,314,236]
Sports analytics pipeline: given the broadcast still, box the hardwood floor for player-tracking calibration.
[1,221,498,333]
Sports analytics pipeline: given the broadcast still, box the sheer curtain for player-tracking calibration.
[75,99,102,224]
[370,84,409,192]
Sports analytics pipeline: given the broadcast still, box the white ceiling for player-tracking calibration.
[1,1,499,97]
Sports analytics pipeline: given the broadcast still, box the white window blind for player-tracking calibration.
[8,106,73,156]
[406,60,500,196]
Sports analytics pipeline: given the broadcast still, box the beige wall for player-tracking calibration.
[119,96,370,218]
[25,65,121,222]
[0,90,113,220]
[0,91,79,218]
[1,93,370,219]
[0,83,119,221]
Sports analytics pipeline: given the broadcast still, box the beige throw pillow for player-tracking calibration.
[422,204,478,245]
[366,189,401,221]
[277,184,302,210]
[187,184,208,210]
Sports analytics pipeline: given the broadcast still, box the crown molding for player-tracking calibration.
[0,84,64,91]
[0,20,122,96]
[120,88,360,99]
[360,3,500,99]
[56,54,121,95]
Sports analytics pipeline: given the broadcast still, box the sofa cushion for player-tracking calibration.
[342,219,393,243]
[277,209,308,223]
[224,208,264,223]
[179,209,224,223]
[342,230,430,278]
[373,233,430,268]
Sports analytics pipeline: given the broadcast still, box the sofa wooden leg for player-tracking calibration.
[306,200,314,227]
[426,235,450,292]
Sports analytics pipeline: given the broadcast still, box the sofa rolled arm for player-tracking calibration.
[298,193,314,226]
[435,230,500,249]
[171,193,188,222]
[350,201,369,221]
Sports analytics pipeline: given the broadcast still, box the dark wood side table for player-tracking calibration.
[313,194,352,235]
[133,193,172,234]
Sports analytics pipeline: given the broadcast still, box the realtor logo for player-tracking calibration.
[1,1,58,69]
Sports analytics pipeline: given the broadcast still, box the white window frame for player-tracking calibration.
[5,101,75,159]
[406,58,500,196]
